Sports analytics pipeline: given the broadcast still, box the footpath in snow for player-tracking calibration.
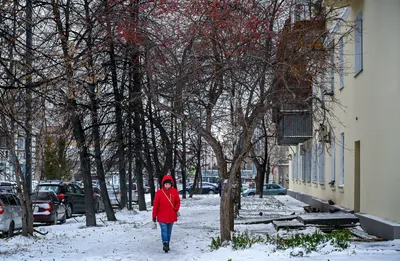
[0,194,399,261]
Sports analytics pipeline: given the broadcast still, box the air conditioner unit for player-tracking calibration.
[318,124,331,143]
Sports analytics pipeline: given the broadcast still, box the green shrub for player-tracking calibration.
[231,232,264,250]
[209,229,352,253]
[210,236,222,250]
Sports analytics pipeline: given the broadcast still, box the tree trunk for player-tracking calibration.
[142,102,155,206]
[69,99,96,226]
[103,0,127,208]
[23,0,34,235]
[51,0,96,226]
[152,114,173,184]
[1,118,34,236]
[25,0,33,196]
[180,121,187,199]
[84,0,116,222]
[171,115,177,183]
[189,134,201,198]
[133,79,146,211]
[149,107,161,189]
[219,166,231,243]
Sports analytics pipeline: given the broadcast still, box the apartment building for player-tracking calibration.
[286,0,400,239]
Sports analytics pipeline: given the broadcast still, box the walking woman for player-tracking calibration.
[152,175,181,253]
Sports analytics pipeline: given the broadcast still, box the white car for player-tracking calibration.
[0,192,23,237]
[106,184,138,207]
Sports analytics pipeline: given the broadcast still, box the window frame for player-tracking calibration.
[354,10,363,76]
[339,132,345,186]
[339,38,344,89]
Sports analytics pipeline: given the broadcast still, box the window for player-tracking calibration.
[355,11,363,75]
[303,147,312,182]
[0,136,7,149]
[74,185,83,195]
[67,185,76,193]
[0,195,9,205]
[293,153,298,180]
[311,143,318,182]
[6,194,17,205]
[339,132,345,186]
[339,38,344,89]
[330,44,335,93]
[299,147,304,181]
[331,134,336,182]
[321,72,326,101]
[17,137,25,150]
[291,156,295,181]
[318,143,326,184]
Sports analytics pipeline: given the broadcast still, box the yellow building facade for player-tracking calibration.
[288,0,400,239]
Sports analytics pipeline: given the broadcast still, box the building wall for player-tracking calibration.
[290,0,400,223]
[353,0,400,223]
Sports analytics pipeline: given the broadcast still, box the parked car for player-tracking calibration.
[31,190,66,224]
[242,183,287,197]
[36,181,86,218]
[106,185,120,207]
[179,182,219,195]
[0,192,22,237]
[126,183,139,203]
[0,182,18,194]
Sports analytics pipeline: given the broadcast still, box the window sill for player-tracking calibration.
[337,185,345,193]
[354,69,363,78]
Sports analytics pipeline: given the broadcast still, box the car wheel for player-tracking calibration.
[66,204,73,219]
[248,192,255,196]
[8,221,14,237]
[60,212,67,224]
[208,190,214,195]
[278,193,285,195]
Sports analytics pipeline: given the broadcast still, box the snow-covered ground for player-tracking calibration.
[1,194,399,261]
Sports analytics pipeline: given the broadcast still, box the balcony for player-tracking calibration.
[277,112,313,145]
[270,17,326,145]
[323,0,351,8]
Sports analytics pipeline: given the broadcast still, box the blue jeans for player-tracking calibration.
[159,222,174,243]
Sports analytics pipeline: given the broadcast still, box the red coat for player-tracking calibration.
[152,176,181,223]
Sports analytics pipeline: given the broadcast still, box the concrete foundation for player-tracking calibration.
[288,190,400,240]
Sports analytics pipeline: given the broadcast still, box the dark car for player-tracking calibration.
[31,190,66,224]
[36,181,87,219]
[179,182,219,195]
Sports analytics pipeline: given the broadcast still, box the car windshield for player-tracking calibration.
[37,185,61,194]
